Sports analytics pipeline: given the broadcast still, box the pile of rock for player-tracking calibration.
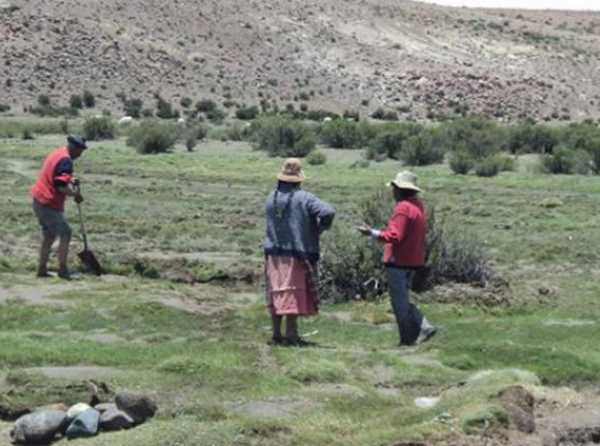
[10,392,157,445]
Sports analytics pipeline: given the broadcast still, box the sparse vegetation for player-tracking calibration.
[250,116,316,157]
[82,116,116,140]
[306,150,327,165]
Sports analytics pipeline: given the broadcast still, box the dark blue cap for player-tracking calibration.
[67,135,87,150]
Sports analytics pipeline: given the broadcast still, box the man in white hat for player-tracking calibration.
[358,171,436,346]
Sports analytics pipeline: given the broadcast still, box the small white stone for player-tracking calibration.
[414,397,440,409]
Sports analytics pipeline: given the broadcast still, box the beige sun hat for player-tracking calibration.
[277,158,305,183]
[386,170,423,192]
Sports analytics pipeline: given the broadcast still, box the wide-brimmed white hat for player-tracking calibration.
[386,170,422,192]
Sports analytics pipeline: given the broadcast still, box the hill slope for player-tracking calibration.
[1,0,600,120]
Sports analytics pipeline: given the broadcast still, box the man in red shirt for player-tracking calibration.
[358,171,436,346]
[31,135,87,279]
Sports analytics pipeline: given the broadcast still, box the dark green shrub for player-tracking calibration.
[306,150,327,165]
[206,107,227,123]
[127,120,179,154]
[370,107,398,121]
[306,110,339,121]
[185,125,207,151]
[588,142,600,174]
[156,96,179,119]
[235,105,259,120]
[250,116,316,157]
[371,123,423,159]
[319,191,494,301]
[82,116,115,140]
[449,150,475,174]
[37,95,50,107]
[22,128,34,140]
[180,97,193,108]
[83,90,95,108]
[400,133,444,166]
[542,146,576,174]
[320,120,372,149]
[474,155,502,177]
[507,123,558,154]
[195,99,217,113]
[69,95,83,109]
[124,98,143,118]
[440,118,504,160]
[0,104,10,112]
[343,109,360,121]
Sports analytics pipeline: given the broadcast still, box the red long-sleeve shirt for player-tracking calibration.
[377,197,426,268]
[31,147,74,212]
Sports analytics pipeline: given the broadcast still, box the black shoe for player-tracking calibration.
[287,337,317,347]
[416,326,438,344]
[268,336,287,346]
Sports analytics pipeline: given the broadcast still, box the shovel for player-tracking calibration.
[75,185,103,275]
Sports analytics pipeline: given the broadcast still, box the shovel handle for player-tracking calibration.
[74,183,89,251]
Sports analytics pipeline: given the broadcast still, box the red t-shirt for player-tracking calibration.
[377,197,426,268]
[31,147,74,212]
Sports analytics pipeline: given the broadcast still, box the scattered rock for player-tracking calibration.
[99,407,134,431]
[498,385,535,433]
[414,397,440,409]
[10,410,67,445]
[94,403,116,414]
[115,392,157,424]
[65,408,100,439]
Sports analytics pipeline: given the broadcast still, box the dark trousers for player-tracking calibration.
[387,267,424,345]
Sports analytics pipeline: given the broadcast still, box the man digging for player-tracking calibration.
[31,135,87,279]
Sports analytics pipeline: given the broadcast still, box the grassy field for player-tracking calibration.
[1,128,600,445]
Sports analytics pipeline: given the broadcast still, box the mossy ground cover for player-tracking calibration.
[1,130,600,445]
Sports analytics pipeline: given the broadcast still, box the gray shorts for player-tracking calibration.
[32,199,72,238]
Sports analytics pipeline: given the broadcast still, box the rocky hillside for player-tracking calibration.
[1,0,600,121]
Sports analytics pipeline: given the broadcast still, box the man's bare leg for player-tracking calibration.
[37,233,55,277]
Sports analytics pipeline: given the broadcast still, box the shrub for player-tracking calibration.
[127,120,180,154]
[195,99,217,113]
[588,142,600,174]
[474,155,502,177]
[306,150,327,165]
[82,116,115,140]
[440,117,504,160]
[124,98,143,118]
[180,97,193,108]
[69,95,83,109]
[206,107,227,123]
[449,150,475,174]
[22,128,34,140]
[250,116,316,157]
[507,123,558,154]
[371,123,423,159]
[83,90,95,108]
[0,104,10,112]
[400,133,445,166]
[320,120,372,149]
[156,96,179,119]
[37,94,50,107]
[235,105,259,120]
[343,109,360,121]
[185,125,207,151]
[542,146,576,174]
[319,191,493,300]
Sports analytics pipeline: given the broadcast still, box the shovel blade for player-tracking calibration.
[78,249,103,276]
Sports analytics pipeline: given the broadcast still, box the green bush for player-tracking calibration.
[69,95,83,109]
[371,123,423,159]
[124,98,143,118]
[542,147,576,174]
[206,107,227,124]
[474,155,502,177]
[235,105,259,120]
[400,133,444,166]
[180,97,192,109]
[22,128,34,140]
[440,118,504,160]
[449,150,475,174]
[320,120,372,149]
[319,191,494,301]
[156,96,179,119]
[306,150,327,165]
[37,94,50,107]
[250,116,316,157]
[0,104,11,112]
[83,90,95,108]
[195,99,217,113]
[127,120,180,154]
[82,116,115,140]
[507,123,558,154]
[185,125,207,151]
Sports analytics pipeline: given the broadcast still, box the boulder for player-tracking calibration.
[67,402,92,419]
[10,410,67,444]
[94,402,117,414]
[65,408,100,439]
[115,392,157,424]
[99,407,134,431]
[498,385,535,433]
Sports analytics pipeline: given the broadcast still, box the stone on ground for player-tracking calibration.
[115,392,157,424]
[10,410,67,444]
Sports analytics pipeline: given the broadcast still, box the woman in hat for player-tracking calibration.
[263,158,335,346]
[358,171,436,346]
